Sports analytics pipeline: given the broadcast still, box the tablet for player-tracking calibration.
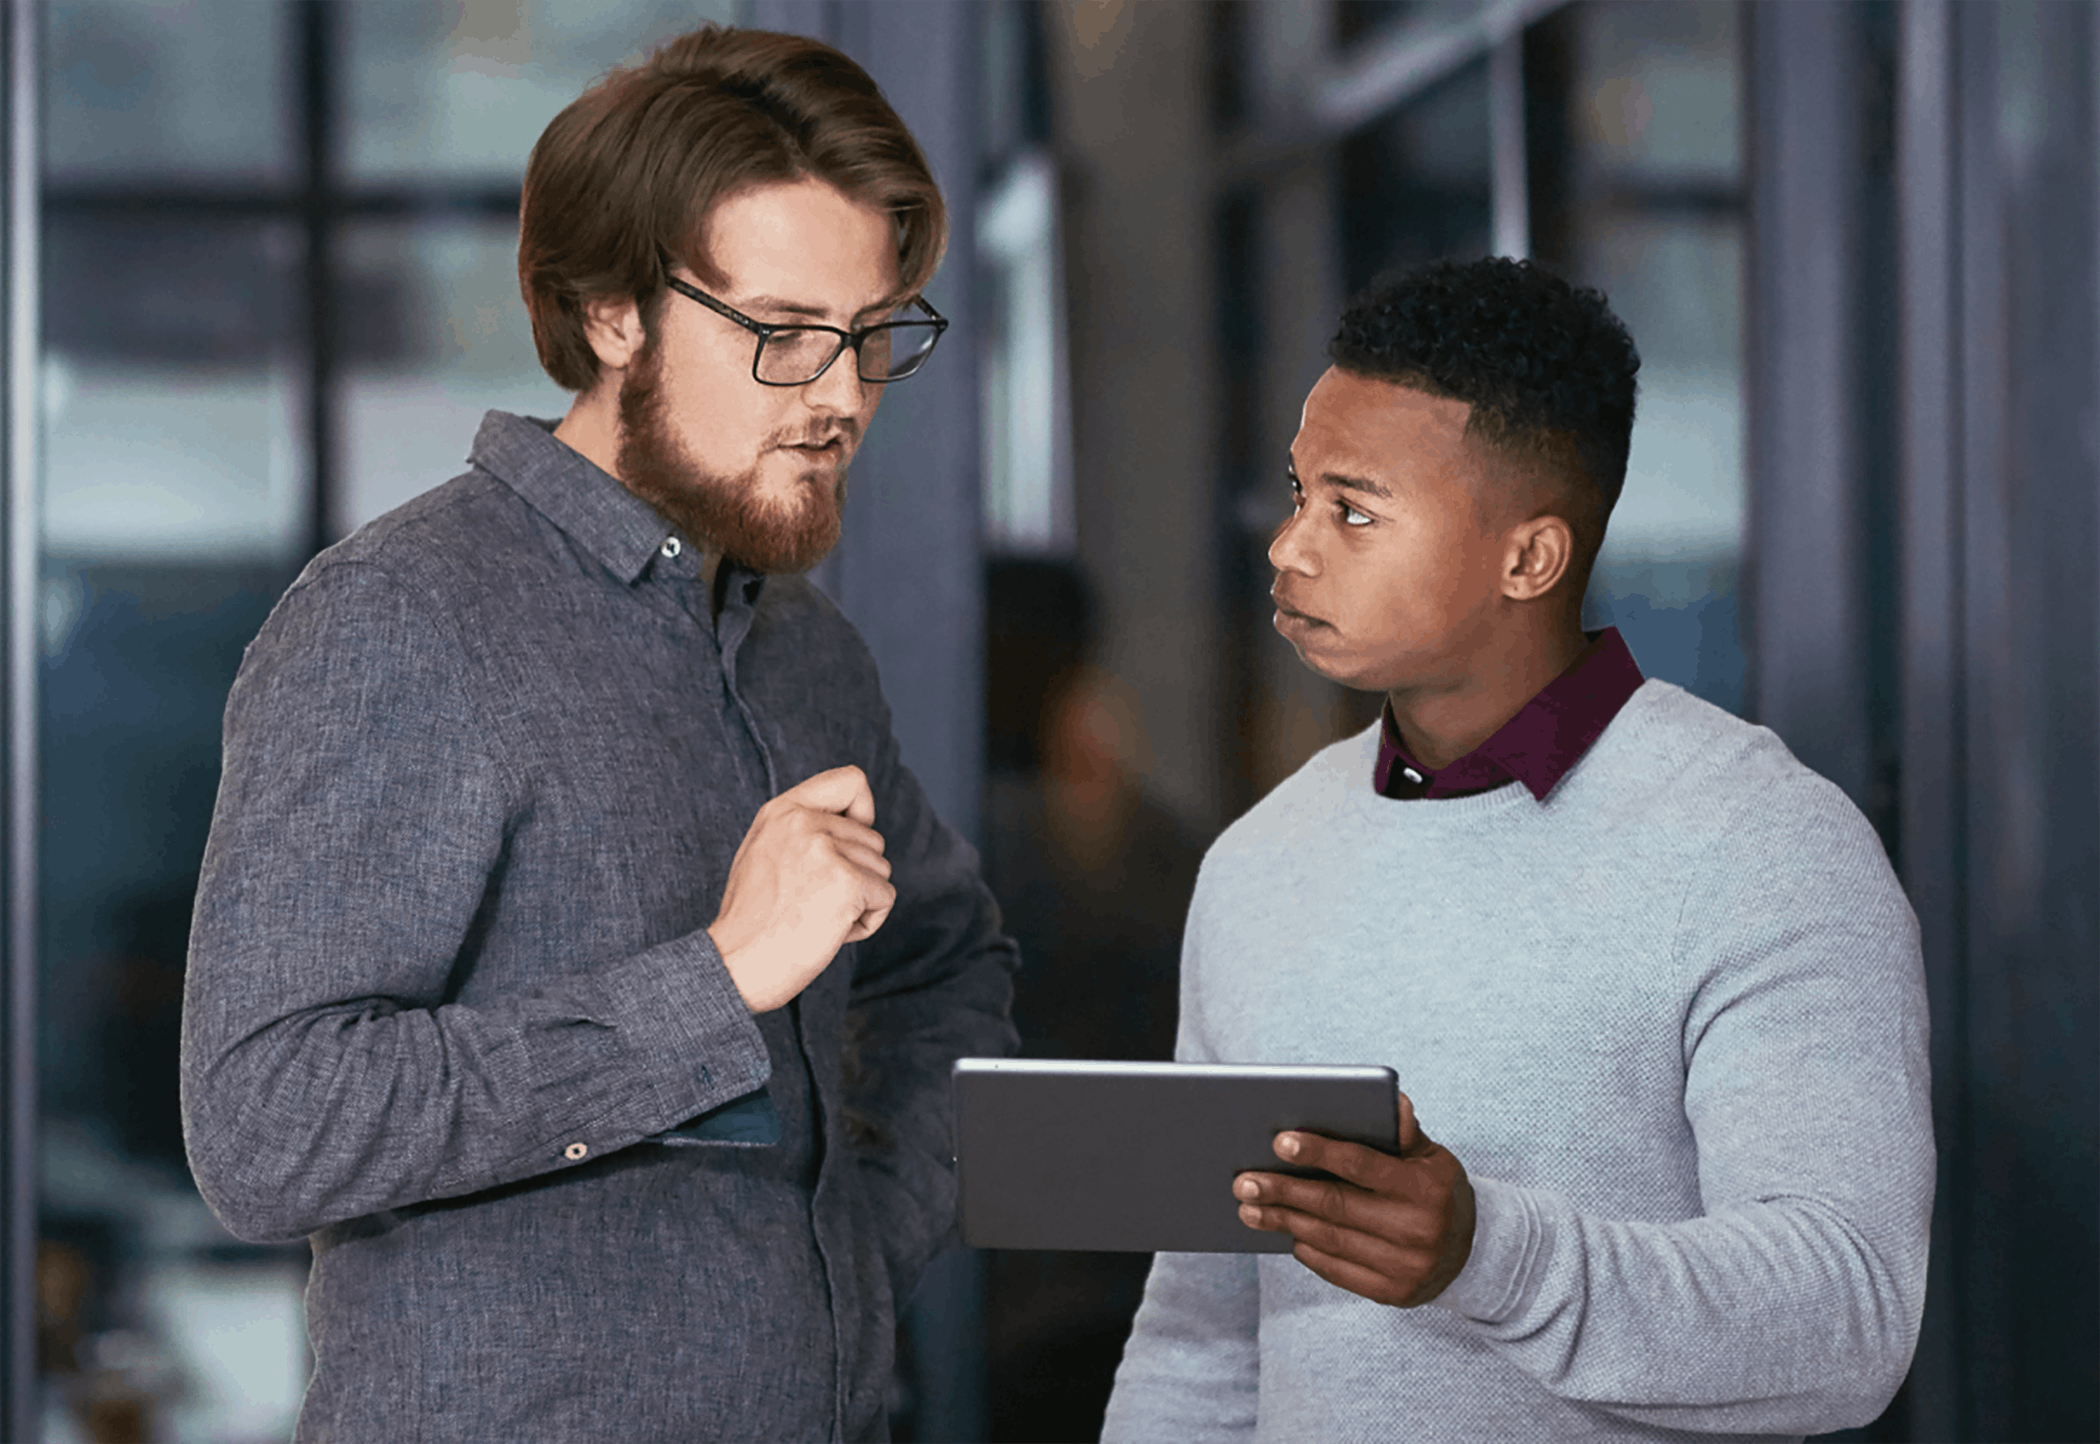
[953,1057,1400,1253]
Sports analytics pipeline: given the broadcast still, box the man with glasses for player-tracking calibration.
[181,26,1016,1443]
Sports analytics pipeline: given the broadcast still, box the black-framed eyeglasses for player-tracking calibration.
[663,274,948,386]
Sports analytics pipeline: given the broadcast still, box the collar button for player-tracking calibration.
[660,536,682,559]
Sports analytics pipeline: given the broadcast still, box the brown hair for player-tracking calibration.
[518,25,948,392]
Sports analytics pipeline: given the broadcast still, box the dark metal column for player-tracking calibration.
[1894,7,1964,1437]
[1744,0,1873,804]
[298,0,340,554]
[1,0,36,1437]
[1952,4,2100,1437]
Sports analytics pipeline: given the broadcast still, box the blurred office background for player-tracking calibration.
[0,1,2091,1441]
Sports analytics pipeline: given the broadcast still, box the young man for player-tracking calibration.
[179,27,1016,1442]
[1103,259,1931,1442]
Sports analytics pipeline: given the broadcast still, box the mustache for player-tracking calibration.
[775,423,859,450]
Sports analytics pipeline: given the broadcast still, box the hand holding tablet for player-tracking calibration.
[1231,1088,1477,1307]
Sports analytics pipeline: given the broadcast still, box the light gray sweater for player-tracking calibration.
[1103,680,1932,1443]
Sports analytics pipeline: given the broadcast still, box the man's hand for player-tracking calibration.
[1233,1091,1476,1307]
[709,765,896,1012]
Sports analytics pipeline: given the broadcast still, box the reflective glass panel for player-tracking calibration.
[341,0,741,183]
[1580,0,1740,182]
[45,0,296,184]
[41,217,308,563]
[1337,55,1492,292]
[339,220,572,533]
[39,216,311,1443]
[1571,1,1746,715]
[1588,214,1744,561]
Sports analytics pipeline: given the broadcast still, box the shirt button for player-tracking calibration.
[1403,768,1424,785]
[660,536,682,558]
[563,1142,588,1161]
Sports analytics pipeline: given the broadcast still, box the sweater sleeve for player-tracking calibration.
[1434,773,1934,1436]
[181,561,772,1244]
[1103,864,1263,1441]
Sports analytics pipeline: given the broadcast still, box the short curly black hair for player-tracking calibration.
[1330,257,1640,538]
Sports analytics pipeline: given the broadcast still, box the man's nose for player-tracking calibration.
[1268,508,1313,575]
[804,348,871,413]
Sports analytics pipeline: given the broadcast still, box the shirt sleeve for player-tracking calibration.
[1102,870,1262,1440]
[1433,772,1934,1436]
[836,684,1021,1307]
[181,560,774,1245]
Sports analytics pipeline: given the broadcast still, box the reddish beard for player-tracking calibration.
[613,335,848,574]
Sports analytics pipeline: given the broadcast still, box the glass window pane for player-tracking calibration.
[45,0,296,184]
[40,214,313,1443]
[1570,1,1747,716]
[341,0,741,184]
[979,153,1073,553]
[340,220,573,533]
[1338,56,1493,293]
[41,218,309,562]
[1587,214,1743,559]
[1580,0,1740,183]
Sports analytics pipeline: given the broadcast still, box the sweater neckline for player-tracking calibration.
[1337,681,1669,828]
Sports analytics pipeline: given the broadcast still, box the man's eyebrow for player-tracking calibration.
[1328,472,1394,500]
[1289,460,1393,500]
[738,293,914,324]
[1276,465,1394,505]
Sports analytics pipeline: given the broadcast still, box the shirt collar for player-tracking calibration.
[1374,626,1645,803]
[468,410,686,586]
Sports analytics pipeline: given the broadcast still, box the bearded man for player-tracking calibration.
[179,26,1017,1443]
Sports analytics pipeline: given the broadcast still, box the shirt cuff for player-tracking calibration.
[1434,1174,1552,1323]
[595,926,770,1130]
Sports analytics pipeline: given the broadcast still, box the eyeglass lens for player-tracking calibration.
[756,321,942,384]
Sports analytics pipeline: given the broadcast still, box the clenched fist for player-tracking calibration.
[708,765,896,1012]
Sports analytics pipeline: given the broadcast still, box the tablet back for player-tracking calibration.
[954,1058,1399,1253]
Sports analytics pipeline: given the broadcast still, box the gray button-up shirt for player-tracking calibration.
[181,411,1019,1443]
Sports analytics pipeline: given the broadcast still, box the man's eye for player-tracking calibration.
[1339,501,1372,527]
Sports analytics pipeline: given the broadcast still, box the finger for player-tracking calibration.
[1236,1169,1412,1233]
[1398,1091,1433,1155]
[1396,1093,1444,1159]
[1289,1238,1421,1309]
[843,893,895,943]
[816,815,887,858]
[1271,1131,1405,1192]
[1236,1198,1421,1281]
[787,765,876,825]
[859,876,898,924]
[827,838,892,880]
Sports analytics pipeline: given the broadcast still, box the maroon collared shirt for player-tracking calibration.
[1374,627,1646,802]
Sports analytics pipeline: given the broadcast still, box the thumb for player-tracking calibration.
[789,765,876,825]
[1397,1091,1436,1156]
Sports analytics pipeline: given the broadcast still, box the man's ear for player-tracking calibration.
[580,293,646,375]
[1500,513,1575,603]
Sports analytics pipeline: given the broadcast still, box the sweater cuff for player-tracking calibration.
[1434,1174,1551,1324]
